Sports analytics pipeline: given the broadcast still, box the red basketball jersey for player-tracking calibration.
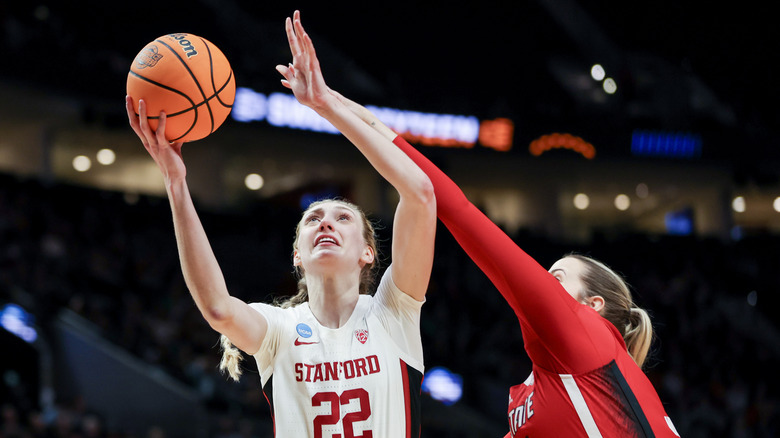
[393,136,681,437]
[505,309,680,437]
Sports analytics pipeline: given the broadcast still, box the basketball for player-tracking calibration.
[127,33,236,143]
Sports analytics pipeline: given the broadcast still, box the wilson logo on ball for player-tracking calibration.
[134,46,163,69]
[170,33,198,58]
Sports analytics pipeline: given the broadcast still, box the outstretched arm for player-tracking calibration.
[125,96,267,355]
[330,95,614,372]
[276,11,436,301]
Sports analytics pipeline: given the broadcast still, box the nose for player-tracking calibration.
[318,219,334,231]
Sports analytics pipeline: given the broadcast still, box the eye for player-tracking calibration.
[338,213,351,221]
[305,215,320,224]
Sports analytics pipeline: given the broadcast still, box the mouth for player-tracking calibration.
[314,235,339,247]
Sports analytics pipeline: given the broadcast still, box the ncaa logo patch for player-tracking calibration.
[296,323,313,338]
[135,46,163,69]
[355,329,368,344]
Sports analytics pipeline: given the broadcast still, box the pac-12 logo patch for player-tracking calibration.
[355,329,368,344]
[296,323,313,338]
[135,45,163,69]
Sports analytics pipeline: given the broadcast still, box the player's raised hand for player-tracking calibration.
[125,95,186,182]
[276,10,334,111]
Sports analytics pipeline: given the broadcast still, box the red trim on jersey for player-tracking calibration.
[401,359,412,438]
[262,378,276,436]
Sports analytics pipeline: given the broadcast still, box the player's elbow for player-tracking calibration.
[201,300,236,330]
[411,176,436,209]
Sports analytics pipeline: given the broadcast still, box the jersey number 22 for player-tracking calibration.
[313,389,372,438]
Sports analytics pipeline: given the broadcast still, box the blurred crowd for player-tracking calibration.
[1,173,779,438]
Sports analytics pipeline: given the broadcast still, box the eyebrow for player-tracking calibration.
[305,205,356,217]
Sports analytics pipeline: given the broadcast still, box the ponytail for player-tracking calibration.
[219,334,243,382]
[567,253,655,369]
[624,307,653,368]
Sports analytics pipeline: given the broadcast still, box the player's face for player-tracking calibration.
[294,201,372,273]
[549,257,588,302]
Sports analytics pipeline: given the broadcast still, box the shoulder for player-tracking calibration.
[375,265,425,307]
[249,301,309,324]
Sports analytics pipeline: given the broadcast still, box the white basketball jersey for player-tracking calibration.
[250,266,425,438]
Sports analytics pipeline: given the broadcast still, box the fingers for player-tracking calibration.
[127,97,173,154]
[293,13,315,61]
[137,100,152,138]
[276,63,295,78]
[154,109,182,151]
[281,11,325,96]
[126,96,152,145]
[126,95,146,135]
[285,10,315,65]
[156,111,170,146]
[301,33,320,70]
[285,16,302,60]
[287,12,321,84]
[275,64,294,89]
[293,14,306,43]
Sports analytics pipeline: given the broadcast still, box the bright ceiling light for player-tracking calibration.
[590,64,605,81]
[245,173,264,190]
[73,155,91,172]
[97,149,116,165]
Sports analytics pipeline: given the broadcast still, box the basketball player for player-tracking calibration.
[124,10,435,437]
[328,74,683,438]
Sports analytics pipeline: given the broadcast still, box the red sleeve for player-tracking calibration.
[393,136,615,373]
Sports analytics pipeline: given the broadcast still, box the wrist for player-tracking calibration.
[311,94,347,118]
[165,174,188,194]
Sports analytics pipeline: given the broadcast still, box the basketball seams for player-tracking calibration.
[127,71,197,120]
[128,69,196,142]
[199,37,217,134]
[202,38,235,110]
[215,71,235,109]
[156,38,206,137]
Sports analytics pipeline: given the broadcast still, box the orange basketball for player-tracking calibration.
[127,33,236,142]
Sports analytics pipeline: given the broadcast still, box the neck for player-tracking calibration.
[305,272,361,328]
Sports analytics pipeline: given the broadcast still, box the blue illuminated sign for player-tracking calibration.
[232,87,480,147]
[631,130,701,159]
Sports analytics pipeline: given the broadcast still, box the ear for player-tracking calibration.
[587,295,605,313]
[360,246,375,266]
[293,250,302,267]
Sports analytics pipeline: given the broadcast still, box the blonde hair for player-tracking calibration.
[219,198,379,381]
[567,254,653,369]
[219,334,243,381]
